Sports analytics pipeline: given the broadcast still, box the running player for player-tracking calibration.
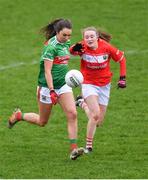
[70,26,126,153]
[8,18,84,160]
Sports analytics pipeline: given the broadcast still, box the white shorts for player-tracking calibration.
[37,84,72,104]
[82,83,111,106]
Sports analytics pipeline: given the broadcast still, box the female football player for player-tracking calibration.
[8,18,84,160]
[70,26,126,153]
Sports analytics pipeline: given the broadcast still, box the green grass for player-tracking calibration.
[0,0,148,178]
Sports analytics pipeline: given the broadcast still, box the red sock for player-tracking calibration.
[70,143,77,151]
[15,111,22,121]
[70,139,78,151]
[86,137,93,149]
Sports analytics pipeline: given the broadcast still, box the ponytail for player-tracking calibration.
[40,18,62,40]
[98,30,112,42]
[40,18,72,40]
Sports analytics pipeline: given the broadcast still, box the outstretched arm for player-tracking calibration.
[118,57,126,88]
[119,57,126,77]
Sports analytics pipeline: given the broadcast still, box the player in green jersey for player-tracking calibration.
[8,18,84,160]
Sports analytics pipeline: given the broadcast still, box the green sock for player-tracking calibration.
[70,139,77,144]
[70,139,77,150]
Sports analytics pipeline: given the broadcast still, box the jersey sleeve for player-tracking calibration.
[108,44,124,62]
[43,46,56,61]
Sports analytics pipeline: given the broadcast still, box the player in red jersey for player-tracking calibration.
[70,26,126,153]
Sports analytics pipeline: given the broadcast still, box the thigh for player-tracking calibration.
[85,95,100,114]
[38,101,53,123]
[58,92,76,114]
[37,87,53,123]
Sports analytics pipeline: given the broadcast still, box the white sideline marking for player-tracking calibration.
[125,49,148,55]
[0,49,147,71]
[0,60,38,71]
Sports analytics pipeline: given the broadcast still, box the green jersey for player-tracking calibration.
[38,36,71,89]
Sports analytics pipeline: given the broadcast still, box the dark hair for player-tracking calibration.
[40,18,72,40]
[82,26,112,42]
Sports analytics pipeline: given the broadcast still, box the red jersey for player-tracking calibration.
[70,39,125,86]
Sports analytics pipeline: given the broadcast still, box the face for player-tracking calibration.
[83,30,98,49]
[56,28,72,43]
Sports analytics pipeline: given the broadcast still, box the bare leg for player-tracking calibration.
[84,96,100,138]
[59,92,77,140]
[23,101,52,126]
[59,92,84,160]
[80,95,107,151]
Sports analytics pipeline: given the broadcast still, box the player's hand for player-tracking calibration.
[50,90,58,105]
[117,76,126,88]
[72,43,84,53]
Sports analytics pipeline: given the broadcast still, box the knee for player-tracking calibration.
[66,109,77,121]
[91,111,100,122]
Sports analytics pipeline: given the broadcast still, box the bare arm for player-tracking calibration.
[44,60,54,90]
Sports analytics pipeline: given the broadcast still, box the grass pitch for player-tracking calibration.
[0,0,148,178]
